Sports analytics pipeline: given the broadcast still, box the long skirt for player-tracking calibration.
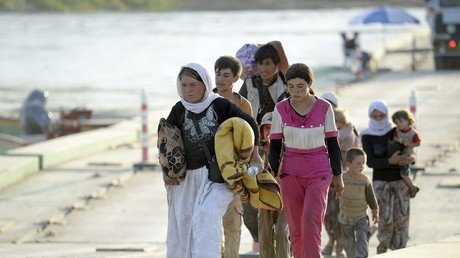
[372,180,410,251]
[166,166,234,258]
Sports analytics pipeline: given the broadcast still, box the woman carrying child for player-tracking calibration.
[361,100,414,254]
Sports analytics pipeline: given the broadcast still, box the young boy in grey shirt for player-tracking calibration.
[339,148,379,258]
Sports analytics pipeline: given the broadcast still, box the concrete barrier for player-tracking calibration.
[6,120,138,170]
[0,110,167,192]
[0,155,40,191]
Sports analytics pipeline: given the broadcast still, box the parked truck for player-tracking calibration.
[425,0,460,69]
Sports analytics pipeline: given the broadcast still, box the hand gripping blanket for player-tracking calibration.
[157,118,186,184]
[215,117,282,211]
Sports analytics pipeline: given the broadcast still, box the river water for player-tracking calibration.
[0,8,425,118]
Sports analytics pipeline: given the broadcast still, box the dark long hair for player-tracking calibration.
[285,63,315,95]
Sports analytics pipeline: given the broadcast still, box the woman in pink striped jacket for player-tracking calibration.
[269,63,344,258]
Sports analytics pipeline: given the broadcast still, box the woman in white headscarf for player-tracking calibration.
[361,100,413,254]
[164,63,262,258]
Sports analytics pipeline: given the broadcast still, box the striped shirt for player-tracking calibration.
[270,97,338,178]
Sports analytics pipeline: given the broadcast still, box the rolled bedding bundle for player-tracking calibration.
[157,118,186,184]
[215,117,282,211]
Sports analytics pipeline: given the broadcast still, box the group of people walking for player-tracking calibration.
[159,40,420,258]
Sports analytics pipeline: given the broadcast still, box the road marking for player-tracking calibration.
[96,246,158,252]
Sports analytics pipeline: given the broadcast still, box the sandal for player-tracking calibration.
[410,186,420,198]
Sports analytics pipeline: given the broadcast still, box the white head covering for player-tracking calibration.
[260,112,272,127]
[320,91,339,108]
[177,63,220,114]
[360,100,392,136]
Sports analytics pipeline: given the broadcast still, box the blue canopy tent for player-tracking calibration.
[350,6,420,25]
[348,6,422,70]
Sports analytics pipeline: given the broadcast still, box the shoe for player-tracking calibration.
[321,244,333,255]
[410,186,420,198]
[336,252,346,258]
[377,244,387,254]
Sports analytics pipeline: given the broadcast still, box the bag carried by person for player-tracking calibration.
[236,43,260,79]
[157,118,186,184]
[191,117,225,183]
[205,153,224,183]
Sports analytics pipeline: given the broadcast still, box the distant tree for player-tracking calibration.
[0,0,186,12]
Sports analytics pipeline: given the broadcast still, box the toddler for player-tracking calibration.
[391,110,421,198]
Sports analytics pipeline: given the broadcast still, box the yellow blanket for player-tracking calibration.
[215,117,282,211]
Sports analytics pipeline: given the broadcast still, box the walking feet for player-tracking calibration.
[377,244,388,254]
[410,186,420,198]
[335,245,345,258]
[321,244,333,255]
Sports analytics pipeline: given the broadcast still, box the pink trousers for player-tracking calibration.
[281,174,332,258]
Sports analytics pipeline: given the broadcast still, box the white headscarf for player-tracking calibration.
[177,63,220,114]
[320,91,339,108]
[360,100,392,136]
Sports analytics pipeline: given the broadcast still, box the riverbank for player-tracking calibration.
[186,0,423,11]
[0,0,423,12]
